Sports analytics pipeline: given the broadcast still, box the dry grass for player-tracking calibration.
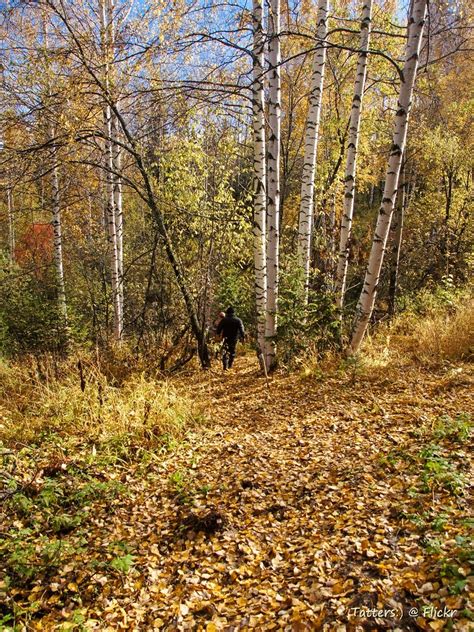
[0,354,204,457]
[297,287,473,380]
[363,291,474,367]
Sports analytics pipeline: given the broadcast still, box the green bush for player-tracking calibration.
[277,259,341,365]
[0,263,68,354]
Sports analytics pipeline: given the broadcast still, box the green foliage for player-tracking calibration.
[398,276,466,316]
[419,444,467,495]
[277,259,341,365]
[434,413,472,443]
[110,553,135,574]
[0,264,72,355]
[169,469,194,505]
[214,266,254,331]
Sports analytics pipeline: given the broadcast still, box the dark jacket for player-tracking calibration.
[216,315,245,342]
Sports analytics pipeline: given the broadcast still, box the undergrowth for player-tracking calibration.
[363,283,473,368]
[0,353,206,625]
[0,353,204,454]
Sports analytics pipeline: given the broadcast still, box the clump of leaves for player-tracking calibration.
[419,444,467,495]
[108,542,136,574]
[434,413,472,443]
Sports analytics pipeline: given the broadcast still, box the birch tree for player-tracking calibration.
[350,0,428,353]
[265,0,281,369]
[335,0,373,313]
[44,20,67,321]
[51,145,67,319]
[100,0,123,340]
[388,162,406,316]
[252,0,267,365]
[297,0,329,301]
[108,0,124,319]
[112,112,124,317]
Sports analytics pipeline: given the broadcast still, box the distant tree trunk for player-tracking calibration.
[112,113,124,315]
[104,112,122,341]
[265,0,281,370]
[51,152,67,320]
[7,186,15,265]
[388,161,406,316]
[297,0,329,302]
[252,0,267,367]
[100,0,123,341]
[350,0,427,353]
[328,193,336,279]
[108,0,124,317]
[43,21,67,322]
[335,0,373,313]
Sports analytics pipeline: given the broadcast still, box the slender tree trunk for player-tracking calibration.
[252,0,267,367]
[108,0,124,317]
[265,0,281,370]
[43,22,67,322]
[112,112,124,315]
[297,0,329,301]
[350,0,427,353]
[51,153,67,320]
[388,165,406,317]
[7,186,15,265]
[328,193,336,279]
[335,0,373,312]
[104,110,122,340]
[100,0,123,340]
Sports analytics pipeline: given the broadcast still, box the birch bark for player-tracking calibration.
[388,162,406,316]
[112,112,123,316]
[100,0,123,340]
[51,150,67,320]
[108,0,124,317]
[44,22,67,321]
[252,0,267,365]
[350,0,427,353]
[265,0,281,370]
[335,0,373,312]
[297,0,329,301]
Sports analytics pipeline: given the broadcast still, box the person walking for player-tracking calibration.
[216,306,245,370]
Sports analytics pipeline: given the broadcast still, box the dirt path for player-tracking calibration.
[75,357,472,631]
[21,357,471,631]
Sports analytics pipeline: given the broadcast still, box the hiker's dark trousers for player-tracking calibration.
[223,338,237,369]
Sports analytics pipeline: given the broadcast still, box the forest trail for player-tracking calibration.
[76,357,472,631]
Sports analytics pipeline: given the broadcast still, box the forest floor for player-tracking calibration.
[1,354,473,631]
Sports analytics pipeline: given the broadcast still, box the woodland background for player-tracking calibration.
[0,0,472,367]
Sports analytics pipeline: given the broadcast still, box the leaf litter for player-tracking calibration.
[0,358,472,630]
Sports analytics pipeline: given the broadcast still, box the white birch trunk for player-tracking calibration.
[51,153,67,320]
[329,193,336,277]
[108,0,124,317]
[335,0,373,312]
[297,0,329,301]
[43,22,67,321]
[7,186,15,265]
[101,0,123,340]
[388,163,406,316]
[265,0,281,370]
[252,0,267,364]
[112,111,124,316]
[350,0,427,353]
